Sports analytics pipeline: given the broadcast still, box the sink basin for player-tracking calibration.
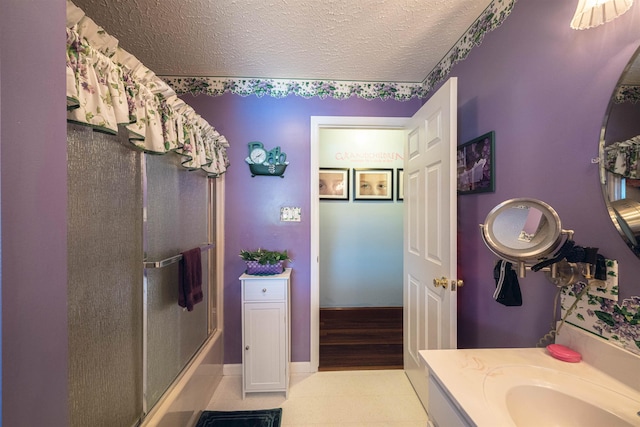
[506,384,634,426]
[483,365,640,426]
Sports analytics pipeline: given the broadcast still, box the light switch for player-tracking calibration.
[280,207,301,222]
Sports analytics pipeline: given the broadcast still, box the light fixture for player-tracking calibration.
[570,0,634,29]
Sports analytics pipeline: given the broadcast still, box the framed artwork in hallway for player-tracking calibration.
[397,169,404,201]
[353,168,393,200]
[319,168,350,200]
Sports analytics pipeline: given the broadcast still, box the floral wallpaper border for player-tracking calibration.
[561,282,639,356]
[163,0,517,101]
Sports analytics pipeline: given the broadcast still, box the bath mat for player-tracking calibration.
[195,408,282,427]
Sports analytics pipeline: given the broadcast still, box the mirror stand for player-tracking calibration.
[480,198,582,286]
[481,228,581,284]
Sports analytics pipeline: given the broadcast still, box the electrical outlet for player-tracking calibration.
[280,207,301,222]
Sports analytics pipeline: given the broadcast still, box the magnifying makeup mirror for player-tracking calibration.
[480,198,574,277]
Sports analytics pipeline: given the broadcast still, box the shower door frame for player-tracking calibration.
[140,154,220,416]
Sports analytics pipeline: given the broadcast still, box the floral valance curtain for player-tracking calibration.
[604,135,640,178]
[66,0,229,176]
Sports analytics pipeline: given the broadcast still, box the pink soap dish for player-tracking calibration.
[546,344,582,363]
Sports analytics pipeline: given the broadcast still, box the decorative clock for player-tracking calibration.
[245,141,289,177]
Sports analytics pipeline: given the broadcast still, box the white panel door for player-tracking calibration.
[403,78,458,409]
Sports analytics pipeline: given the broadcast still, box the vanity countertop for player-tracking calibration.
[420,346,640,426]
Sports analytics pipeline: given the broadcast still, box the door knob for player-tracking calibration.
[433,277,448,288]
[451,279,464,290]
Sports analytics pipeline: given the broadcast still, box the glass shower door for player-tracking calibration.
[68,125,143,427]
[68,124,214,426]
[143,153,210,411]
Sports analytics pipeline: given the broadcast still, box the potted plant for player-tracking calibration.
[240,248,290,275]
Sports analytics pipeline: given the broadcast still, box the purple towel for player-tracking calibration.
[178,247,203,311]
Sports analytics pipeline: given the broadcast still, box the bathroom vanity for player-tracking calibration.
[420,324,640,426]
[240,268,291,399]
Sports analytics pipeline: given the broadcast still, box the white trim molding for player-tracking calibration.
[223,362,315,377]
[310,116,409,374]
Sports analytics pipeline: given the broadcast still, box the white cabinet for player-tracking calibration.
[240,268,291,399]
[428,374,472,427]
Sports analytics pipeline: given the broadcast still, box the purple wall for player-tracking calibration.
[183,94,420,363]
[189,0,640,362]
[2,0,69,425]
[451,0,640,348]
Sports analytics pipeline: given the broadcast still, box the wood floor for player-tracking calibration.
[319,307,403,371]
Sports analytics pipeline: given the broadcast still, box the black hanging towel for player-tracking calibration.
[493,260,522,306]
[178,247,203,311]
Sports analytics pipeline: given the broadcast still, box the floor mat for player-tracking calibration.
[194,408,282,427]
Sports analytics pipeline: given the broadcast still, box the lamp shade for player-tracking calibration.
[570,0,634,29]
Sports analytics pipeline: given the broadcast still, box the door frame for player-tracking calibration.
[309,116,409,371]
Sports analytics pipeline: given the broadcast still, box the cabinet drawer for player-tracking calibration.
[243,279,286,301]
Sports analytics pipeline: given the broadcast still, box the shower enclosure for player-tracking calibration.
[67,124,218,426]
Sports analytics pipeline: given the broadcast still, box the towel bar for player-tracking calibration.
[143,243,215,269]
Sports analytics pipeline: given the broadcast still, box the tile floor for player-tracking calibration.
[205,369,428,426]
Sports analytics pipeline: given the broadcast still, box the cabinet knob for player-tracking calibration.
[245,345,250,350]
[262,288,267,293]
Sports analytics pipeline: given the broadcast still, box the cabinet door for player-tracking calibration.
[244,302,286,391]
[428,375,471,427]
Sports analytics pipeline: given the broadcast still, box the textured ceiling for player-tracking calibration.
[71,0,493,82]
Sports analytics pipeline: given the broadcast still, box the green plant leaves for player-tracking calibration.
[239,248,289,265]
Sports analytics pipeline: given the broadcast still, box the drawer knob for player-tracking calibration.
[245,345,250,350]
[262,288,267,293]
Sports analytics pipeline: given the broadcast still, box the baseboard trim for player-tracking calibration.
[223,361,315,376]
[223,364,242,376]
[291,361,315,373]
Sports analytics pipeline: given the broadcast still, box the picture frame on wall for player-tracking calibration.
[457,131,495,195]
[396,169,404,201]
[353,168,393,201]
[319,168,350,200]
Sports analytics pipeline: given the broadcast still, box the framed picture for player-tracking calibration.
[397,169,404,201]
[353,168,393,200]
[319,168,350,200]
[457,131,495,195]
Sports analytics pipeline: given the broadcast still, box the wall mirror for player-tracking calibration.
[601,45,640,257]
[480,198,573,277]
